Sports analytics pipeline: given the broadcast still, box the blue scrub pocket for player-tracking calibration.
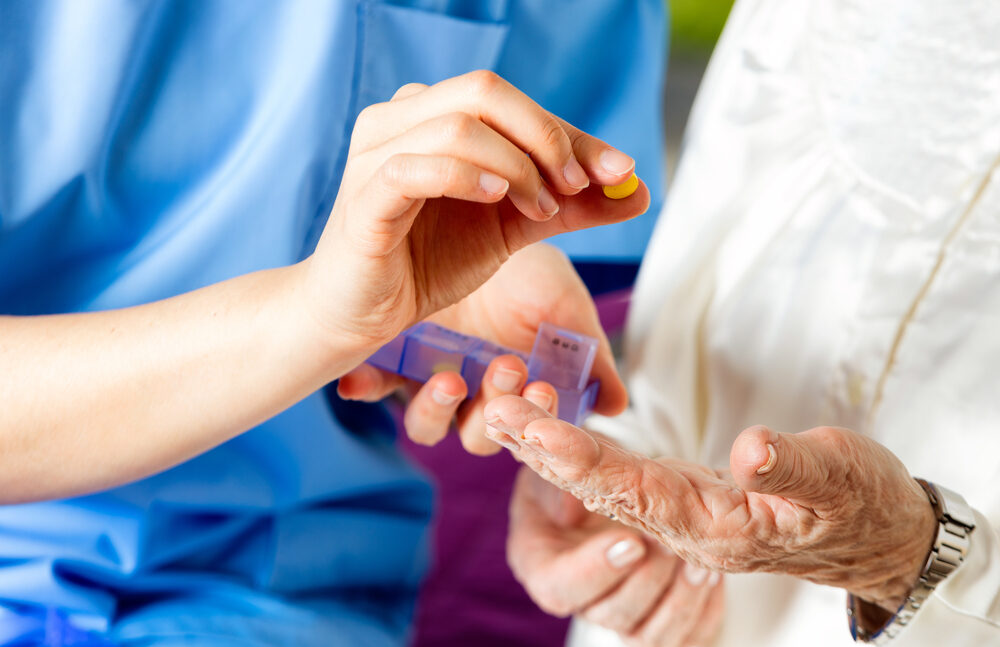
[353,2,510,113]
[303,2,510,253]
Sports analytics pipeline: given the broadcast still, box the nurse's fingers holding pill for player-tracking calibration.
[308,71,648,351]
[348,70,597,197]
[554,115,638,187]
[352,112,568,222]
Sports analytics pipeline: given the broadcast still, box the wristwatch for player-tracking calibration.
[848,478,977,644]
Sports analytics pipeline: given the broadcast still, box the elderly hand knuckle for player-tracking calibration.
[815,426,848,450]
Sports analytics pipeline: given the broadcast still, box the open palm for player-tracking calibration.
[484,394,937,612]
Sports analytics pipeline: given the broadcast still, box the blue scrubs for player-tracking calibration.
[0,1,666,644]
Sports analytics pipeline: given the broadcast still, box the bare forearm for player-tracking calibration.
[0,261,368,503]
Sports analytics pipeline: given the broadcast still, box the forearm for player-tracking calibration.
[0,260,369,504]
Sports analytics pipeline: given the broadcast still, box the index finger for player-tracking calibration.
[485,395,697,540]
[354,71,628,196]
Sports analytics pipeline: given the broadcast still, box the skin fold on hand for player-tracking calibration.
[484,395,938,615]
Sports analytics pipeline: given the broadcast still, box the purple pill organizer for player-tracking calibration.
[365,322,600,425]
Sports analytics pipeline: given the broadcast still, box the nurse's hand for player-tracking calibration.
[0,73,645,504]
[337,243,628,455]
[484,397,938,619]
[303,71,649,353]
[508,467,725,647]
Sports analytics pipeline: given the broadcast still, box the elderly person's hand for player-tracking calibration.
[509,466,725,647]
[484,396,938,624]
[336,242,629,454]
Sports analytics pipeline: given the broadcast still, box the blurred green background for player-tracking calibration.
[662,0,735,177]
[670,0,735,54]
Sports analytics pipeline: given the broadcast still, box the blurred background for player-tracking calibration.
[664,0,735,178]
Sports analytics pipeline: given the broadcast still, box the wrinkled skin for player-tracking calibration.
[341,245,726,644]
[484,395,937,616]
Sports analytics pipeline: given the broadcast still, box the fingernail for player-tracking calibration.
[521,434,554,459]
[684,563,709,586]
[537,185,560,217]
[708,571,721,587]
[599,149,635,176]
[523,390,553,412]
[562,158,589,189]
[491,367,522,393]
[431,388,461,407]
[606,539,645,568]
[479,172,509,195]
[756,443,777,474]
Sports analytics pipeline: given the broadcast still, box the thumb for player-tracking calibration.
[730,425,847,506]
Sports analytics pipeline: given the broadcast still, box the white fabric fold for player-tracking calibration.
[571,0,1000,644]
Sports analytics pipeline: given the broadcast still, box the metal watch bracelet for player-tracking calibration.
[848,478,976,644]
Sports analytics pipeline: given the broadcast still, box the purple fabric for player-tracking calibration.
[400,432,569,647]
[593,288,632,336]
[400,288,634,647]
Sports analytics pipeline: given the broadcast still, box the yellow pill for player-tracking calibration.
[602,173,639,200]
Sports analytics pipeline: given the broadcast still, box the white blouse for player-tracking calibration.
[571,0,1000,645]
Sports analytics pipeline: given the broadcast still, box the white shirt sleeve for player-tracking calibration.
[896,509,1000,643]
